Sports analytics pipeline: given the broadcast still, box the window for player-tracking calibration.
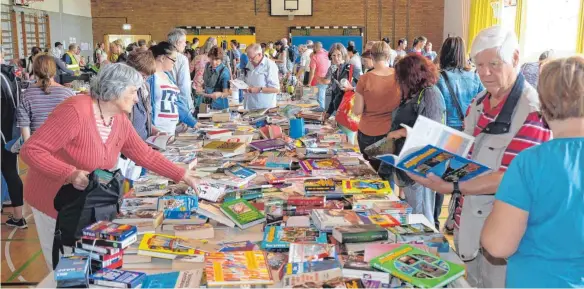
[521,0,580,62]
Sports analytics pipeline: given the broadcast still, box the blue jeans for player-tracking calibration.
[316,84,328,110]
[403,183,436,225]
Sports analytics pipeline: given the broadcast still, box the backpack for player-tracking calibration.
[52,169,125,269]
[288,45,299,64]
[0,66,22,151]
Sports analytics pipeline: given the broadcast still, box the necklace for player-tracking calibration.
[97,99,113,127]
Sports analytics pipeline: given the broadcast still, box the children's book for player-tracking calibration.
[342,180,393,195]
[89,268,146,288]
[370,244,465,288]
[261,226,328,249]
[300,159,346,176]
[204,251,274,287]
[141,270,203,288]
[219,199,266,229]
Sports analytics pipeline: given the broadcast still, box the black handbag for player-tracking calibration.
[52,169,124,269]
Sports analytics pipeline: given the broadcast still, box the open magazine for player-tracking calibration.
[376,116,491,181]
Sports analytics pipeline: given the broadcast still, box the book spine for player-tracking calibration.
[287,197,324,206]
[342,231,389,243]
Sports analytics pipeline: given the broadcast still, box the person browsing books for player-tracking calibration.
[196,46,231,110]
[384,53,445,227]
[19,63,199,269]
[147,42,197,134]
[481,56,584,288]
[353,41,401,172]
[405,26,551,288]
[242,44,280,110]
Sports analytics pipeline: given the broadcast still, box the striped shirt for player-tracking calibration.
[16,86,75,133]
[94,114,113,143]
[454,93,551,229]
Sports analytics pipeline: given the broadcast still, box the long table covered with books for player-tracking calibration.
[39,89,472,289]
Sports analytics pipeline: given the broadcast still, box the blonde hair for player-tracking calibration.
[371,41,390,62]
[538,56,584,121]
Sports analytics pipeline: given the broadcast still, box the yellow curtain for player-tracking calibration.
[468,0,501,53]
[514,0,526,40]
[577,0,584,53]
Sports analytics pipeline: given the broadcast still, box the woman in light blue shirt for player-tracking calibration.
[481,56,584,288]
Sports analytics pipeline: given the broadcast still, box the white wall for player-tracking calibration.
[28,0,59,13]
[61,0,90,18]
[443,0,465,40]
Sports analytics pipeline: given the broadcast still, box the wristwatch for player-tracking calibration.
[452,181,461,195]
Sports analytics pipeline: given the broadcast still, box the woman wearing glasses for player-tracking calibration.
[147,42,196,134]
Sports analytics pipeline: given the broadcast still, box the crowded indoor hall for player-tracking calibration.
[0,0,583,288]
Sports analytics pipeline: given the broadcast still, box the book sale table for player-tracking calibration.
[36,214,471,288]
[37,90,473,288]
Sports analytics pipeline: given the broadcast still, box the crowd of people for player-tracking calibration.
[0,24,583,287]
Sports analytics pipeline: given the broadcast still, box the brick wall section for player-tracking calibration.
[91,0,444,49]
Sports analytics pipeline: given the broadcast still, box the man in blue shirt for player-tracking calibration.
[242,44,280,110]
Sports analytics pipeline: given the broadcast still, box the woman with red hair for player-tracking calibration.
[385,54,445,225]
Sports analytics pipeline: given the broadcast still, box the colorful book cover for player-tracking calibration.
[345,278,366,289]
[204,251,274,287]
[203,141,245,153]
[82,221,137,241]
[373,201,414,214]
[365,214,402,228]
[288,243,337,263]
[141,270,203,288]
[89,268,146,288]
[265,156,292,169]
[138,233,200,259]
[225,164,257,180]
[54,255,90,281]
[386,224,443,243]
[332,224,389,243]
[300,159,346,176]
[219,199,265,228]
[158,195,198,219]
[249,138,287,152]
[287,196,325,206]
[390,144,490,182]
[351,194,399,211]
[342,180,393,194]
[304,179,336,192]
[261,226,327,249]
[266,252,288,280]
[370,244,465,288]
[311,209,364,232]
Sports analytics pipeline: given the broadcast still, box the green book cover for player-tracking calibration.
[220,199,265,227]
[370,244,465,288]
[332,224,388,243]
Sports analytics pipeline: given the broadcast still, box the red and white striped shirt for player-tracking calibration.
[454,93,551,228]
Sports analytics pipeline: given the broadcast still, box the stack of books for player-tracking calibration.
[73,221,138,271]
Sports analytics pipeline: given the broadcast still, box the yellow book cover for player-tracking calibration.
[138,233,215,259]
[203,141,245,153]
[205,250,274,287]
[341,180,392,195]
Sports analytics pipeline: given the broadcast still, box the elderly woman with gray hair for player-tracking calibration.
[20,63,198,269]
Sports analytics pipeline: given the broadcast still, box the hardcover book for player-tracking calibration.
[204,251,274,287]
[370,244,465,288]
[332,224,389,243]
[219,199,266,229]
[261,226,327,249]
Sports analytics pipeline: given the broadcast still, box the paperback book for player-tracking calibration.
[261,226,327,249]
[300,159,346,176]
[89,268,146,288]
[219,199,266,229]
[204,251,274,287]
[370,244,465,288]
[342,180,393,195]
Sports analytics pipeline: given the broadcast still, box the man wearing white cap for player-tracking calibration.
[407,26,551,287]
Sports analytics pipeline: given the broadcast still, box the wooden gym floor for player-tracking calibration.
[0,161,454,287]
